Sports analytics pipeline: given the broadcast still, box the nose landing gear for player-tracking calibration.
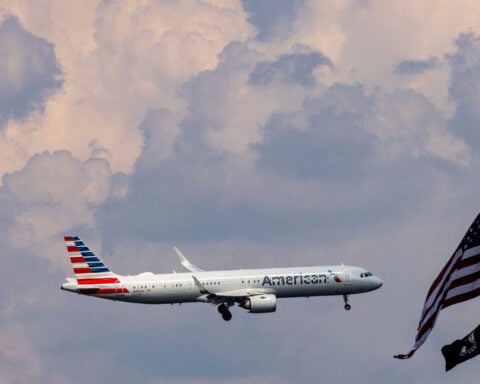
[217,303,233,321]
[343,294,351,311]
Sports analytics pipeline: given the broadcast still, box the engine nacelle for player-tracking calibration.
[240,294,276,313]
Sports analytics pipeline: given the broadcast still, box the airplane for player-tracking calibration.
[61,236,383,321]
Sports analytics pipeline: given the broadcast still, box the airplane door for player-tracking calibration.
[343,268,352,285]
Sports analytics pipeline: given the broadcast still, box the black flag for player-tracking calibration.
[441,324,480,371]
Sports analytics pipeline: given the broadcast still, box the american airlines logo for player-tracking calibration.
[262,273,331,286]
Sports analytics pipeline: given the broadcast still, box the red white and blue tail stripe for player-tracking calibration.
[63,236,128,295]
[64,236,115,277]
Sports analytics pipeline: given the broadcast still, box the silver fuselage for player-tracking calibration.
[62,265,382,304]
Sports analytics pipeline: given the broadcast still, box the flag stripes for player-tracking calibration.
[395,213,480,359]
[443,287,480,309]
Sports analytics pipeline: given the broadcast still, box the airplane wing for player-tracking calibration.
[211,288,272,297]
[192,275,272,303]
[174,247,204,273]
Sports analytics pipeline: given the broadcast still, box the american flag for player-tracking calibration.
[395,213,480,359]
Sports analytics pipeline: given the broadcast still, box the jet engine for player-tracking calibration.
[240,294,276,313]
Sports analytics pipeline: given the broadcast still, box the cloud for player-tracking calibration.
[249,48,332,87]
[138,108,179,168]
[294,1,480,112]
[2,2,480,383]
[1,150,121,261]
[0,0,255,181]
[368,89,454,164]
[95,19,475,255]
[0,323,74,384]
[178,41,319,156]
[149,375,278,384]
[241,0,305,41]
[448,33,480,153]
[393,57,440,75]
[97,55,467,253]
[0,16,62,126]
[253,84,374,181]
[96,41,332,245]
[249,82,472,245]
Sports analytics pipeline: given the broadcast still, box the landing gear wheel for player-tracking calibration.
[222,310,232,321]
[218,303,232,321]
[343,294,351,311]
[344,304,351,311]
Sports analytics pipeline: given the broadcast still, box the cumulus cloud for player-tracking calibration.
[241,0,305,41]
[97,41,468,253]
[0,323,74,384]
[254,84,374,181]
[0,0,255,180]
[138,108,179,168]
[293,0,480,112]
[393,57,440,75]
[448,33,480,154]
[0,16,62,126]
[95,12,476,257]
[148,376,278,384]
[249,48,331,87]
[367,89,460,164]
[2,1,480,383]
[2,151,120,260]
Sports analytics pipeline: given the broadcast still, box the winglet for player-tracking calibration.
[174,247,204,273]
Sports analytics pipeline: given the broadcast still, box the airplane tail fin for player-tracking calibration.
[64,236,117,279]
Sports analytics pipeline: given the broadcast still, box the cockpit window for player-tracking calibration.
[361,272,373,278]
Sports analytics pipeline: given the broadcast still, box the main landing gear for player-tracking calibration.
[218,303,233,321]
[343,294,351,311]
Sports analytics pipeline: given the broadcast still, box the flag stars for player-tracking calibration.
[461,221,480,250]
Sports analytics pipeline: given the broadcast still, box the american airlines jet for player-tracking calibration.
[61,236,382,321]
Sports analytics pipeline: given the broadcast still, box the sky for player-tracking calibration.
[0,0,479,383]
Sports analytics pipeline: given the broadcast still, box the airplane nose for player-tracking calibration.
[373,277,383,290]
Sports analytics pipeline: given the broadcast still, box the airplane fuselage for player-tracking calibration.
[61,236,382,320]
[62,265,382,305]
